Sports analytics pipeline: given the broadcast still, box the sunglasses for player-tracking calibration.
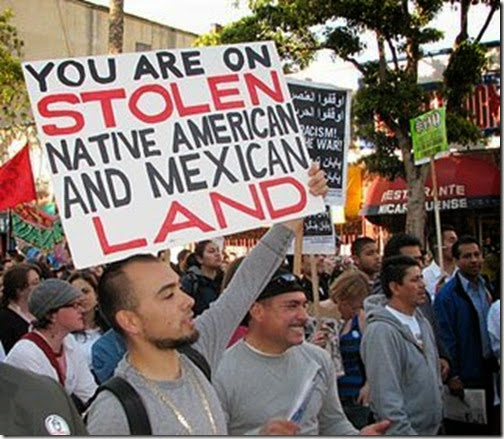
[269,273,301,287]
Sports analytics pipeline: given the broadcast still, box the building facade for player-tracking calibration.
[0,0,198,61]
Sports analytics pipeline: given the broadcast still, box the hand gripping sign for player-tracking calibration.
[23,42,324,268]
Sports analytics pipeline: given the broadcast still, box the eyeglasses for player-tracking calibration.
[59,302,83,311]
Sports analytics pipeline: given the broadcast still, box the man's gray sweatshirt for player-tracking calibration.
[361,294,444,435]
[86,223,293,435]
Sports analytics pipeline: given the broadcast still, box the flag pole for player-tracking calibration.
[430,157,444,274]
[293,225,303,276]
[310,254,321,331]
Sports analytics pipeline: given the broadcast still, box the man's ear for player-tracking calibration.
[352,255,360,267]
[388,281,401,298]
[249,302,265,323]
[116,309,142,336]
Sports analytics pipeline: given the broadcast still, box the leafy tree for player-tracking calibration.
[0,9,49,200]
[195,0,499,240]
[0,8,34,158]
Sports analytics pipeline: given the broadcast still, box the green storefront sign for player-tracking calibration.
[410,108,448,165]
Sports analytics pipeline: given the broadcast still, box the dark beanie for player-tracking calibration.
[257,268,306,301]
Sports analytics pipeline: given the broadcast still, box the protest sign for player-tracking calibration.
[287,79,351,206]
[410,107,448,269]
[288,205,335,255]
[288,363,319,424]
[23,42,324,268]
[11,204,64,251]
[443,387,487,424]
[410,107,448,165]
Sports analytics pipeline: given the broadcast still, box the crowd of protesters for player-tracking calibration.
[0,167,500,435]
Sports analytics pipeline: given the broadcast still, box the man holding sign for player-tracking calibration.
[85,165,328,435]
[22,40,329,435]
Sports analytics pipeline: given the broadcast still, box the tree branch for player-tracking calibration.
[475,3,498,43]
[340,55,367,74]
[386,36,399,70]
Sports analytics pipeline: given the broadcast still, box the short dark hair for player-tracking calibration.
[427,224,456,252]
[383,233,422,258]
[1,263,41,307]
[452,235,480,259]
[381,255,420,298]
[351,237,376,257]
[98,254,158,334]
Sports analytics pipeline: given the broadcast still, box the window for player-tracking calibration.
[135,42,152,52]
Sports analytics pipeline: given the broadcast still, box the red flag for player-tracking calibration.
[0,144,37,210]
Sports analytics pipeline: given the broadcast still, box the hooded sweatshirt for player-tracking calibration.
[181,265,222,316]
[361,294,443,435]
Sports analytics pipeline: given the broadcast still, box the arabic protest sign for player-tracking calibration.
[410,107,448,165]
[23,42,324,268]
[288,206,335,255]
[287,79,351,206]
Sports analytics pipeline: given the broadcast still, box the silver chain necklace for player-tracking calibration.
[138,360,217,435]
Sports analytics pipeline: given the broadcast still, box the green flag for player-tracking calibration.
[410,108,448,165]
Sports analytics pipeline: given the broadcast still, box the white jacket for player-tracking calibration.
[5,334,97,403]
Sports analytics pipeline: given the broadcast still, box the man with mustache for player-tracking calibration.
[213,268,390,435]
[434,235,497,434]
[85,165,328,435]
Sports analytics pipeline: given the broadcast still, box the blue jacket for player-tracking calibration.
[91,329,126,384]
[434,273,492,387]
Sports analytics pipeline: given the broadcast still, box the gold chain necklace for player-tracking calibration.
[138,360,217,435]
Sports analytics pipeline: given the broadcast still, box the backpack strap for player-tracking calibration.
[177,345,211,382]
[85,347,210,435]
[98,376,152,435]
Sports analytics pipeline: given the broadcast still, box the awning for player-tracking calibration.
[361,154,500,216]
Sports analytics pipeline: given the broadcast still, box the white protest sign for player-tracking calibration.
[23,42,324,268]
[287,205,336,255]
